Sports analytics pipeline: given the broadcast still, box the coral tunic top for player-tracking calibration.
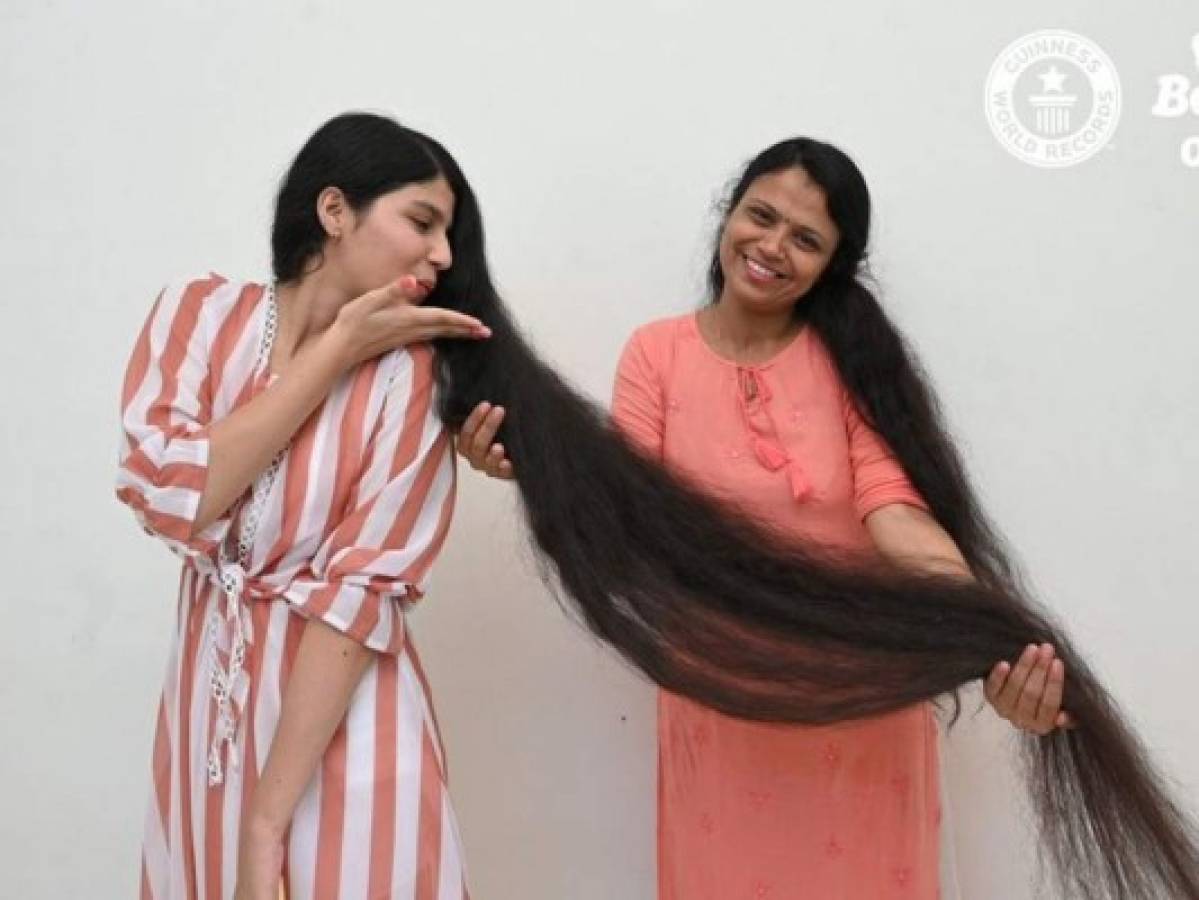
[612,313,942,900]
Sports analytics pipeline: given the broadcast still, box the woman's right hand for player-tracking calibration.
[330,275,491,370]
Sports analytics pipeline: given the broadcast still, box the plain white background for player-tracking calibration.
[1,1,1196,897]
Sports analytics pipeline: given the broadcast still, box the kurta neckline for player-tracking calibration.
[688,310,810,372]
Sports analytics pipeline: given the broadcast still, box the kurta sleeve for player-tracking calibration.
[842,390,929,521]
[115,274,234,560]
[611,328,666,458]
[281,347,457,653]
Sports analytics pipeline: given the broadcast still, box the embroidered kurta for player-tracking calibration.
[118,274,468,900]
[612,313,943,900]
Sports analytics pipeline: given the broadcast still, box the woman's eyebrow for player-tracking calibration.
[748,198,827,242]
[412,200,451,223]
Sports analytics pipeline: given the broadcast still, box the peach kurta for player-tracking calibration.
[117,274,468,900]
[612,313,942,900]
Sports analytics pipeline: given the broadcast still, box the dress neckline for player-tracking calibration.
[689,310,808,371]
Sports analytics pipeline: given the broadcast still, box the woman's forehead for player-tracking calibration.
[745,169,827,212]
[742,168,837,239]
[384,177,455,217]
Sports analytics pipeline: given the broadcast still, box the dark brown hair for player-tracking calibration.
[276,114,1199,899]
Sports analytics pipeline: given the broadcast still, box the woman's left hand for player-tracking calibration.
[985,642,1076,735]
[457,401,515,480]
[233,816,286,900]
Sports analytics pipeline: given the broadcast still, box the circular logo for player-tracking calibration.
[985,30,1122,168]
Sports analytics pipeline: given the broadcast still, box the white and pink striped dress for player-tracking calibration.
[117,273,469,900]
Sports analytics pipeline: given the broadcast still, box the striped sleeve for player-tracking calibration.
[281,347,457,653]
[115,274,233,560]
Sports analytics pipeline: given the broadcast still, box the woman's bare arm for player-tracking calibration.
[194,278,490,536]
[865,502,1071,734]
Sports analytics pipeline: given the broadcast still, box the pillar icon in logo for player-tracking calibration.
[1030,66,1077,136]
[985,30,1122,168]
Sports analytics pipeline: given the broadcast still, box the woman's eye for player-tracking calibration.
[748,208,771,224]
[410,217,433,233]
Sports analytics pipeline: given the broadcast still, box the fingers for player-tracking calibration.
[458,403,503,465]
[483,442,515,480]
[984,660,1011,703]
[395,274,424,301]
[363,284,489,333]
[1015,644,1054,728]
[377,275,425,306]
[405,306,491,340]
[459,402,491,448]
[470,405,505,459]
[994,643,1040,716]
[362,278,412,312]
[1030,658,1066,734]
[990,644,1074,736]
[456,403,515,479]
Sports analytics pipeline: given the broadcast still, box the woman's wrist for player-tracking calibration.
[289,322,353,380]
[241,803,289,843]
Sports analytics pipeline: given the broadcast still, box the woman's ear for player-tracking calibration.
[316,186,350,240]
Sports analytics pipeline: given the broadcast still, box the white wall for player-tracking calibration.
[1,1,1196,897]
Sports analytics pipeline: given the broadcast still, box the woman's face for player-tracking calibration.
[327,176,456,300]
[717,166,840,316]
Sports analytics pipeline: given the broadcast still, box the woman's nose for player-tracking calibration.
[759,226,786,258]
[430,234,452,270]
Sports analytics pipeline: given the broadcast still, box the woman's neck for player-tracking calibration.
[271,272,349,372]
[699,297,802,365]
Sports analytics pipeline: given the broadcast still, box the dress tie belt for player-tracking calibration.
[205,561,271,786]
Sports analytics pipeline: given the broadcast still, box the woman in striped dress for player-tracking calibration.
[117,114,493,900]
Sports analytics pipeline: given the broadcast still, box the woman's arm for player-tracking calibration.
[865,502,1071,735]
[236,620,373,899]
[195,278,490,535]
[195,329,348,535]
[235,346,460,899]
[864,502,971,577]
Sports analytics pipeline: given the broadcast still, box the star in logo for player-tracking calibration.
[1038,64,1069,93]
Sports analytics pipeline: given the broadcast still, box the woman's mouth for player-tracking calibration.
[743,254,785,284]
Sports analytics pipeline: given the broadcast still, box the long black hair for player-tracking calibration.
[273,113,1198,899]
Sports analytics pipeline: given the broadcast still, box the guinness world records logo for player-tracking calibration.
[985,30,1122,168]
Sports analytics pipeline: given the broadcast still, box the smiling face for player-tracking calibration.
[320,176,456,301]
[716,166,840,316]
